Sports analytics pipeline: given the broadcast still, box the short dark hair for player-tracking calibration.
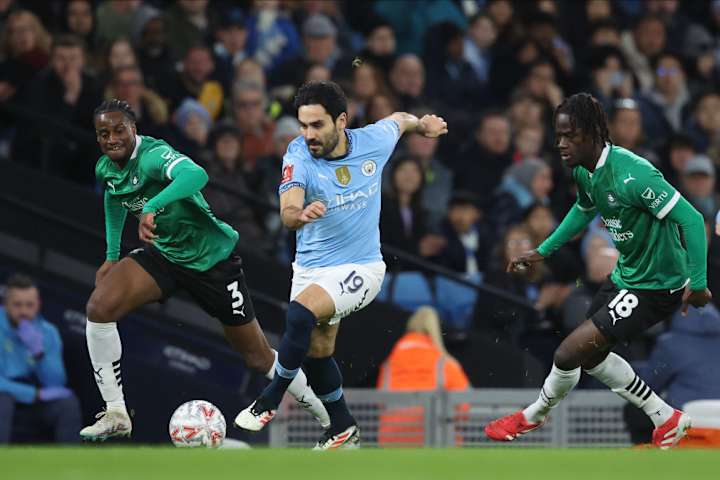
[52,33,85,52]
[554,92,611,147]
[294,81,347,122]
[6,274,36,290]
[94,98,136,122]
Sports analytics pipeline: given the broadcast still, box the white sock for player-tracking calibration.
[265,349,312,401]
[523,364,581,423]
[86,320,127,414]
[585,352,673,427]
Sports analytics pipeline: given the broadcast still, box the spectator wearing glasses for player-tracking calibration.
[641,52,690,143]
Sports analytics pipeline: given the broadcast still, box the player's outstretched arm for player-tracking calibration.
[385,112,448,138]
[280,187,326,230]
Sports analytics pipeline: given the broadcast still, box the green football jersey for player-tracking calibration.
[95,135,239,271]
[574,145,689,290]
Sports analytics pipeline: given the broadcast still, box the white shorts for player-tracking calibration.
[290,261,386,325]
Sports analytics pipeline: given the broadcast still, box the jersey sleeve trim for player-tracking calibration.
[166,157,188,180]
[656,190,680,219]
[278,182,305,195]
[576,204,596,212]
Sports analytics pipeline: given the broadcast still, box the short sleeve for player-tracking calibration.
[141,143,195,182]
[572,168,596,212]
[626,163,680,220]
[361,118,401,162]
[278,139,309,195]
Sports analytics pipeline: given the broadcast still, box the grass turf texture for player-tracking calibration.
[2,447,717,480]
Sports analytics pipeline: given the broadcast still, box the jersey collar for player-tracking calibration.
[594,143,611,170]
[130,135,142,160]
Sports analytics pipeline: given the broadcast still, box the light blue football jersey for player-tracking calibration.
[279,119,401,268]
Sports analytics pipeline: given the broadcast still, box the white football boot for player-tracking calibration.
[80,408,132,441]
[234,400,276,432]
[313,424,360,450]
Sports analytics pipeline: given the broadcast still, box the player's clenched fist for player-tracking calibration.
[139,212,159,243]
[299,201,326,224]
[419,114,448,138]
[506,249,544,274]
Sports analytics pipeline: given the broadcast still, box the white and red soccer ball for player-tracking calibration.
[169,400,226,448]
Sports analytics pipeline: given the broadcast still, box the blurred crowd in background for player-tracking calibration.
[2,0,720,354]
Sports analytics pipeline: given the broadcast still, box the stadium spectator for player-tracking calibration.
[620,14,667,93]
[232,80,275,167]
[662,133,697,188]
[435,191,492,277]
[202,123,266,248]
[246,0,301,74]
[13,34,100,184]
[212,7,248,93]
[0,274,82,444]
[513,124,546,163]
[389,54,427,111]
[271,14,352,89]
[365,92,399,124]
[490,158,554,240]
[517,59,564,113]
[105,65,168,138]
[256,115,301,201]
[380,154,443,270]
[95,0,157,50]
[169,98,212,163]
[134,9,176,97]
[377,306,470,446]
[165,45,223,120]
[525,11,574,81]
[305,63,331,83]
[680,154,718,221]
[684,91,720,157]
[100,37,137,86]
[357,18,397,73]
[0,10,51,102]
[62,0,99,73]
[424,22,486,110]
[586,46,634,111]
[463,13,496,87]
[589,19,622,48]
[453,111,512,208]
[609,98,659,165]
[641,52,690,142]
[348,62,389,127]
[402,114,454,230]
[507,92,546,132]
[234,58,267,91]
[162,0,211,60]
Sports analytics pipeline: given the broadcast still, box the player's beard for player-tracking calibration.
[308,129,340,159]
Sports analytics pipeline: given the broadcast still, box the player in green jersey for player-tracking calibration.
[79,99,329,441]
[485,93,712,449]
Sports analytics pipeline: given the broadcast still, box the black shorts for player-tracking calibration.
[128,246,256,326]
[588,278,683,342]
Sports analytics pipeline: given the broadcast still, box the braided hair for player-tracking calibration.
[93,99,136,123]
[553,93,611,147]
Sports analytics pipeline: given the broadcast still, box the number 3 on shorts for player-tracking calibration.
[226,280,246,317]
[608,289,639,325]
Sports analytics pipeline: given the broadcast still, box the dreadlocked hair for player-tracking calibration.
[94,98,136,122]
[553,93,611,147]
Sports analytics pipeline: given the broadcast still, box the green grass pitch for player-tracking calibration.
[2,447,718,480]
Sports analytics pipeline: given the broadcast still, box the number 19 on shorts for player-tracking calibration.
[608,289,639,325]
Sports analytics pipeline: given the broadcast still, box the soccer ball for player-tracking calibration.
[169,400,226,448]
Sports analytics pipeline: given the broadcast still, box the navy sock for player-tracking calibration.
[260,301,316,408]
[304,356,356,434]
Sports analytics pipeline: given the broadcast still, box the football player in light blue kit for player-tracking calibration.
[235,81,447,448]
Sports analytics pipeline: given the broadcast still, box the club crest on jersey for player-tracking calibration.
[132,175,139,185]
[607,192,617,205]
[335,166,351,186]
[641,188,656,200]
[361,160,377,177]
[281,164,294,184]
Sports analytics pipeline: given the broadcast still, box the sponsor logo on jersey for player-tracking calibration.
[361,160,377,177]
[648,190,668,209]
[335,166,351,185]
[602,216,634,242]
[330,181,379,210]
[281,164,294,184]
[641,187,656,200]
[106,181,116,192]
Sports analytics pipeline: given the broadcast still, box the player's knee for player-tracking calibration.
[552,346,579,371]
[86,292,119,323]
[308,339,334,358]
